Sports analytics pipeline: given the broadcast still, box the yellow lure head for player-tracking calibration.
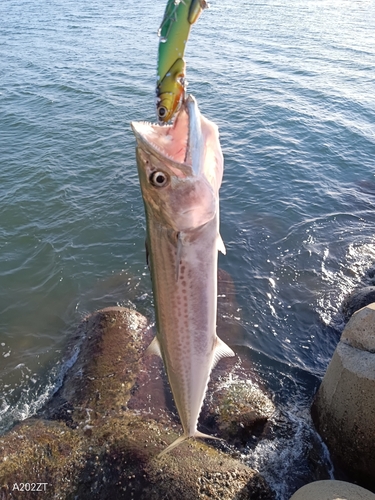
[156,58,186,123]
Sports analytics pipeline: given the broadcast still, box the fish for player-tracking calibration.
[131,94,235,456]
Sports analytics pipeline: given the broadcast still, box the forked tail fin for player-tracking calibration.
[157,431,223,458]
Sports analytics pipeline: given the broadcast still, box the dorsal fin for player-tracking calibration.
[217,233,226,254]
[145,239,151,271]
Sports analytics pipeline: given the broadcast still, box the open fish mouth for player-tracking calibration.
[131,95,202,176]
[131,94,222,232]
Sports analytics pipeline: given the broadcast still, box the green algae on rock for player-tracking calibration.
[0,306,274,499]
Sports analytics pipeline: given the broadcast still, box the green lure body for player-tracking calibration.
[156,0,208,122]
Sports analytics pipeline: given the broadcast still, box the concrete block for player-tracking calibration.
[290,480,375,500]
[341,302,375,352]
[311,304,375,491]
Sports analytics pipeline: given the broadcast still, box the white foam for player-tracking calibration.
[0,345,80,436]
[243,406,334,500]
[317,241,375,329]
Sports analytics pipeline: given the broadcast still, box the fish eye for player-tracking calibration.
[149,171,169,188]
[158,106,167,118]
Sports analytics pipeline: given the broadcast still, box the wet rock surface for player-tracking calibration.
[342,286,375,321]
[0,300,275,499]
[201,354,275,448]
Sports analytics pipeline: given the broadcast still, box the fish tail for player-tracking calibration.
[157,431,223,458]
[157,434,189,458]
[193,430,223,442]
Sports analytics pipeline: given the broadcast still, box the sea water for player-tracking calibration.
[1,0,374,497]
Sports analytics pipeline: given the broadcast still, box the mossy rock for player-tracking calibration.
[0,307,274,499]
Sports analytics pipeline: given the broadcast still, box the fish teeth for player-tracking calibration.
[132,121,191,168]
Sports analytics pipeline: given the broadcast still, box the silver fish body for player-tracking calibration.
[131,95,234,456]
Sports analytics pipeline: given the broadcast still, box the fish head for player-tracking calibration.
[131,95,223,232]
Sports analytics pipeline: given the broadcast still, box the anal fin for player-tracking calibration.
[212,336,235,368]
[145,336,162,358]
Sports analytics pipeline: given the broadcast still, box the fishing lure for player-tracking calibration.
[156,0,208,122]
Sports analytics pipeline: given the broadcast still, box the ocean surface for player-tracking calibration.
[1,0,374,497]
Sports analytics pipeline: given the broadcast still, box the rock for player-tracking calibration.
[42,306,149,423]
[311,304,375,492]
[0,415,273,500]
[0,419,86,499]
[289,480,375,500]
[342,286,375,320]
[201,359,275,447]
[0,307,274,500]
[341,302,375,352]
[213,270,276,446]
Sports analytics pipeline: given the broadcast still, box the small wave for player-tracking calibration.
[317,240,375,329]
[0,344,79,436]
[243,407,334,500]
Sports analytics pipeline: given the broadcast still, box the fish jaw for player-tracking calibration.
[131,95,223,233]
